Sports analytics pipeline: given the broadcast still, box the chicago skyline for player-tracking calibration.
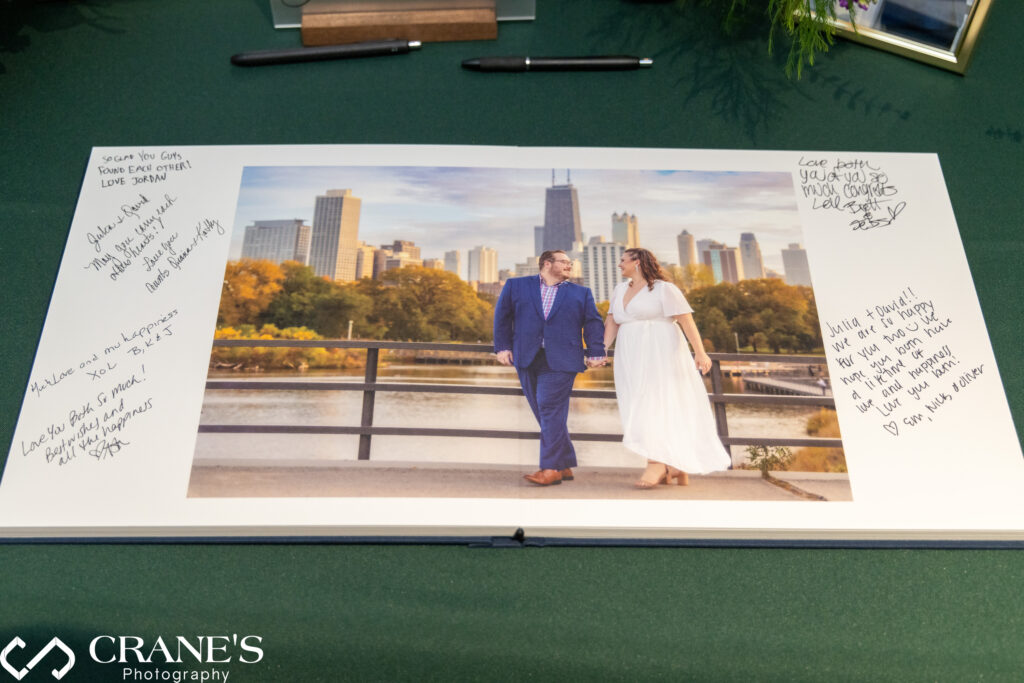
[230,165,808,286]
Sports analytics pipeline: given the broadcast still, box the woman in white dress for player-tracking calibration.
[603,248,731,488]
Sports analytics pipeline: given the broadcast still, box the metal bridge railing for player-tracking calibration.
[199,340,842,460]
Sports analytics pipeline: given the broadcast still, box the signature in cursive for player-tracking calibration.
[89,438,130,460]
[850,201,907,231]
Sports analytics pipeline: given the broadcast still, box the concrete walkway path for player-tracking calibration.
[188,461,852,501]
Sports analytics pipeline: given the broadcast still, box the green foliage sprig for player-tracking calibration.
[681,0,873,77]
[769,0,837,77]
[745,444,794,478]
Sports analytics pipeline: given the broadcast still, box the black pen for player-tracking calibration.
[461,55,653,72]
[231,40,422,67]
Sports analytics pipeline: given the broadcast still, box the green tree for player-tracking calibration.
[737,278,814,351]
[686,277,823,354]
[376,266,494,342]
[694,307,734,353]
[689,282,744,321]
[795,286,821,352]
[349,277,396,339]
[260,261,373,338]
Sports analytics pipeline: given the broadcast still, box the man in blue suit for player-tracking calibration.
[493,250,606,486]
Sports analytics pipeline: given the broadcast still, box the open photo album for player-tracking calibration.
[2,144,1020,543]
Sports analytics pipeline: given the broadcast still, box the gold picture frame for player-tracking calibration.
[821,0,994,74]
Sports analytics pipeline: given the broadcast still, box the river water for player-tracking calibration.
[193,363,831,469]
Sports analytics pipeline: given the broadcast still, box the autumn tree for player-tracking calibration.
[669,263,715,293]
[218,259,284,326]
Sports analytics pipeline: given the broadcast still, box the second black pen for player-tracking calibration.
[461,56,653,72]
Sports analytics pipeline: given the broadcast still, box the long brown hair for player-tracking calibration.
[625,248,668,291]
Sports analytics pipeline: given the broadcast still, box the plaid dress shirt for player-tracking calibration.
[539,276,567,319]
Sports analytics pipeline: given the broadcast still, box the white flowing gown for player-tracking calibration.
[611,280,731,474]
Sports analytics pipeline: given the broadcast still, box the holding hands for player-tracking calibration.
[495,351,609,368]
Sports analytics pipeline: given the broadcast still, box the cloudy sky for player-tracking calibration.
[231,165,805,274]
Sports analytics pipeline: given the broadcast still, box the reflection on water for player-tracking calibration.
[195,364,831,468]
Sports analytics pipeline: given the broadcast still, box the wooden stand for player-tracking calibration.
[301,8,497,46]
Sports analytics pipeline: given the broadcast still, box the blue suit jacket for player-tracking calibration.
[493,275,606,373]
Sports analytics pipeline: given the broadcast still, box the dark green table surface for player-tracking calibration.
[2,1,1023,680]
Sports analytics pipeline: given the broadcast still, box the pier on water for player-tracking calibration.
[741,376,832,397]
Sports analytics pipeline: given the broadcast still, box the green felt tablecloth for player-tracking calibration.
[2,1,1022,680]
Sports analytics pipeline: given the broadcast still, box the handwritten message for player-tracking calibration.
[28,309,178,400]
[97,149,192,189]
[85,148,226,293]
[825,288,985,438]
[82,194,224,294]
[20,310,178,466]
[20,367,153,466]
[798,156,907,232]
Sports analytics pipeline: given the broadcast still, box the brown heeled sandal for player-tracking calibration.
[667,467,689,486]
[634,464,668,489]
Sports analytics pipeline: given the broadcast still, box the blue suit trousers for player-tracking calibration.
[517,350,578,471]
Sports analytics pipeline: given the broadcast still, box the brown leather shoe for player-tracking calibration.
[560,468,574,481]
[524,469,562,486]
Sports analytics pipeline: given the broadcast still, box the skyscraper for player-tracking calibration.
[372,247,393,279]
[389,240,420,260]
[309,189,361,281]
[444,249,462,279]
[354,242,376,279]
[567,240,584,280]
[739,233,766,279]
[534,226,545,256]
[582,240,625,303]
[240,219,311,265]
[782,243,812,286]
[541,171,582,252]
[514,257,540,277]
[378,240,422,277]
[702,244,745,284]
[611,212,638,248]
[677,230,697,267]
[385,253,423,272]
[696,238,719,257]
[468,245,498,283]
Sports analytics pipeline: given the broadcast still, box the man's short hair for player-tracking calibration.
[538,250,566,268]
